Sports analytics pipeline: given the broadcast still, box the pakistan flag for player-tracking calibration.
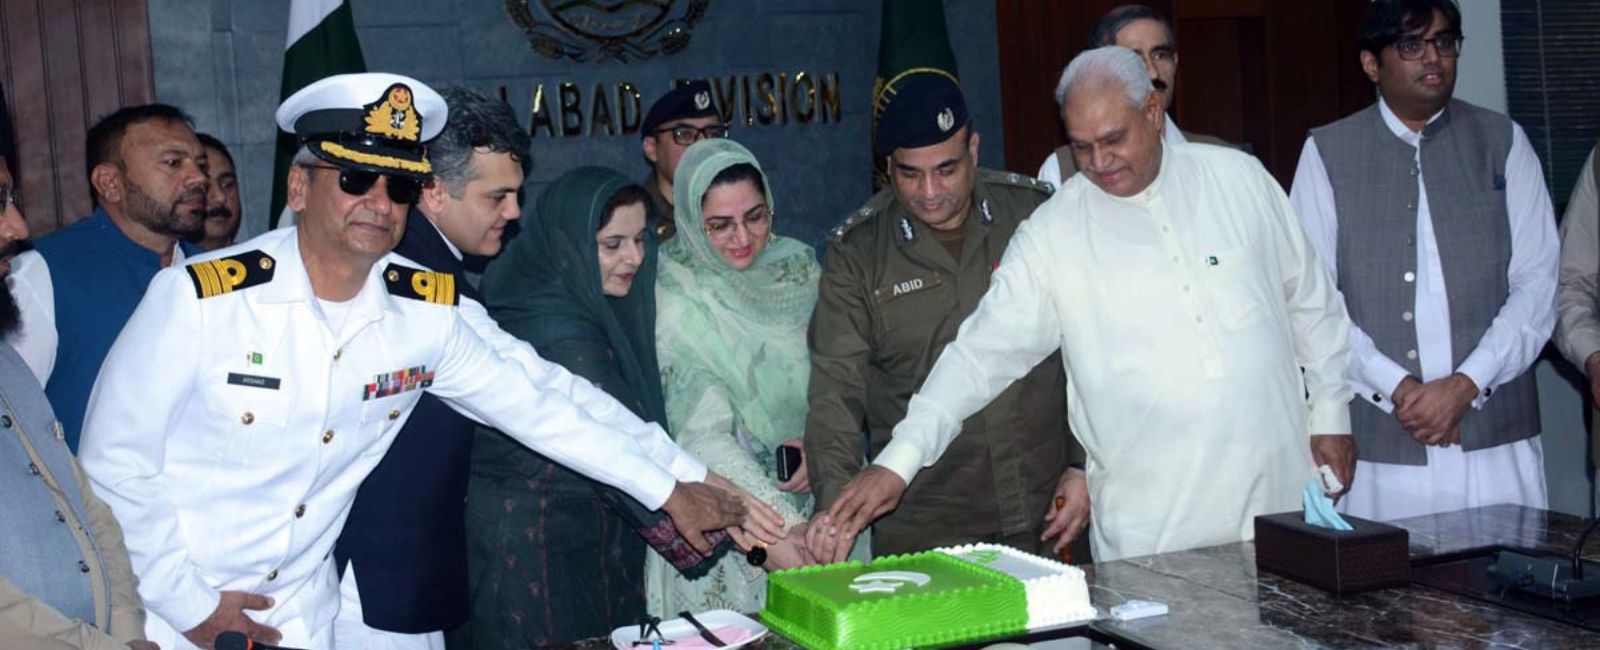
[271,0,367,227]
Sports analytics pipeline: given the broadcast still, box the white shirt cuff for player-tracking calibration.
[1455,352,1496,409]
[872,439,925,486]
[1361,358,1411,414]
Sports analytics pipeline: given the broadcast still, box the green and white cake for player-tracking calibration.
[761,545,1095,650]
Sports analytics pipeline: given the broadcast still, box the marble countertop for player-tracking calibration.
[568,505,1600,649]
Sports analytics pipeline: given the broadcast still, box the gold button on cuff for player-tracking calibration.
[267,570,278,581]
[322,430,335,444]
[294,504,306,518]
[241,412,255,425]
[388,409,400,420]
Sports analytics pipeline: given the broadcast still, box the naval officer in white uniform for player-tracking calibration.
[77,73,781,650]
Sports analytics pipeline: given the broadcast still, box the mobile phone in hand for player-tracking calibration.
[776,445,802,482]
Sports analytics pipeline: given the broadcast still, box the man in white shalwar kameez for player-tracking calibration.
[822,46,1356,562]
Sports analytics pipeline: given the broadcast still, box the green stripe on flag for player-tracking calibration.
[269,0,366,228]
[871,0,959,190]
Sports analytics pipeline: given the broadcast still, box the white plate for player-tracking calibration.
[610,609,769,650]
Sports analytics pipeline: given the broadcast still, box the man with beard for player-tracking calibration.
[1035,4,1230,189]
[0,152,156,650]
[195,133,242,251]
[5,104,206,450]
[1290,0,1557,520]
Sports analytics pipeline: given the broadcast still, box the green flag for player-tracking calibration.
[873,0,959,189]
[270,0,366,228]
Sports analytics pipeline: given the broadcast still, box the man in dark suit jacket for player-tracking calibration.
[332,87,737,649]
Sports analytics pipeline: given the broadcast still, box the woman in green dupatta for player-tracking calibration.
[462,166,698,647]
[649,139,858,615]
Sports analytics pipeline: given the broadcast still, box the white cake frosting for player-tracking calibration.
[940,543,1098,629]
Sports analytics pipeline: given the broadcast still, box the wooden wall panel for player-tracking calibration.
[995,0,1374,187]
[0,0,153,236]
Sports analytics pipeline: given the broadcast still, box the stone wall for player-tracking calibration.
[149,0,1009,248]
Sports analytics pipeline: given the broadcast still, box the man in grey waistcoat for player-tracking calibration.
[1290,0,1558,521]
[0,150,154,649]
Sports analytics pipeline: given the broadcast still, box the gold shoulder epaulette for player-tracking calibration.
[981,168,1054,195]
[186,250,276,299]
[383,263,458,306]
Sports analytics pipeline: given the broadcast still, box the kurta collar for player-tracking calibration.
[1378,96,1445,146]
[1104,141,1171,207]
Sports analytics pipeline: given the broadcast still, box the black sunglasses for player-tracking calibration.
[299,163,423,204]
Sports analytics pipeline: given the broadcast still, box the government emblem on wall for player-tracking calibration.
[505,0,710,63]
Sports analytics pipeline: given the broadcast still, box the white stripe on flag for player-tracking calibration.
[286,0,345,48]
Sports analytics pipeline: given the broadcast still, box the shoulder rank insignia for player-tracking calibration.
[383,263,458,306]
[979,198,994,225]
[983,168,1053,196]
[187,250,276,299]
[829,206,874,241]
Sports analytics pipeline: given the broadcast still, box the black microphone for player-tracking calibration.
[215,631,307,650]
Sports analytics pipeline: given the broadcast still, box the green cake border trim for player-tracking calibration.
[761,550,1028,650]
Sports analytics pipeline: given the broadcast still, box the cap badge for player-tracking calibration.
[694,91,712,111]
[936,107,955,132]
[363,83,421,142]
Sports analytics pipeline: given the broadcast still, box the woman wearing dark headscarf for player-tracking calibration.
[459,166,716,647]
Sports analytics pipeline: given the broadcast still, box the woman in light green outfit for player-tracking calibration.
[649,139,854,615]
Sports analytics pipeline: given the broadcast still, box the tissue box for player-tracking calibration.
[1253,511,1410,594]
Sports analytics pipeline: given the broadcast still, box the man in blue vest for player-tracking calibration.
[0,149,155,649]
[1290,0,1557,520]
[5,104,206,450]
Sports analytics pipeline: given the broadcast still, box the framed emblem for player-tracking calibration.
[505,0,710,62]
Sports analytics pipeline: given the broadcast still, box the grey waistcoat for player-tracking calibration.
[1312,99,1539,465]
[0,343,109,625]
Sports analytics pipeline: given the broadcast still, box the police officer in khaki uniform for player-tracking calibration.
[639,81,728,241]
[805,74,1089,561]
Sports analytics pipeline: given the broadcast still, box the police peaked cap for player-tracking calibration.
[275,72,447,178]
[641,80,721,139]
[874,73,970,157]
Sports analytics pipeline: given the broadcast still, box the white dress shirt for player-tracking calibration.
[877,144,1353,561]
[78,228,706,649]
[1035,114,1187,189]
[1289,98,1555,520]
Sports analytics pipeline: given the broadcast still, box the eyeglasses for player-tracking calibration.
[654,124,729,146]
[299,164,423,204]
[1391,33,1463,61]
[702,207,770,242]
[0,186,21,213]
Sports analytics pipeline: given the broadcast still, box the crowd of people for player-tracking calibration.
[1,1,1594,649]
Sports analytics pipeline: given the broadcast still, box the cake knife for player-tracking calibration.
[677,611,726,647]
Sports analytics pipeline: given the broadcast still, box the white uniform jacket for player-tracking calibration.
[77,228,706,649]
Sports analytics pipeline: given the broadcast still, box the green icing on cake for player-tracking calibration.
[761,551,1027,650]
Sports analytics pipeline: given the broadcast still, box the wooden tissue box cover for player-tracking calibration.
[1254,511,1410,594]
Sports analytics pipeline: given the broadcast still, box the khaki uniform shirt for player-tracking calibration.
[644,173,677,242]
[1,405,146,650]
[806,169,1082,556]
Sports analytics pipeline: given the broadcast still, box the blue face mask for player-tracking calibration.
[1303,478,1353,531]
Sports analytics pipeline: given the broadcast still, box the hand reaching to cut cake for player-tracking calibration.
[764,521,821,570]
[704,472,788,547]
[817,465,907,562]
[664,475,787,555]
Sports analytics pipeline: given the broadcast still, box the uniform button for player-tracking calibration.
[388,410,400,421]
[1403,271,1416,283]
[0,414,11,428]
[334,349,343,361]
[294,504,306,518]
[322,430,335,444]
[55,510,66,523]
[1402,311,1414,322]
[241,411,256,425]
[1372,392,1383,403]
[267,570,279,581]
[1406,349,1418,360]
[77,560,90,574]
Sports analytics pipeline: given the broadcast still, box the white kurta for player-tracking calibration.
[1290,98,1555,521]
[77,228,707,650]
[876,143,1353,561]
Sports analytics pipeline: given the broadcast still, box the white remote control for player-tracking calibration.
[1109,599,1169,621]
